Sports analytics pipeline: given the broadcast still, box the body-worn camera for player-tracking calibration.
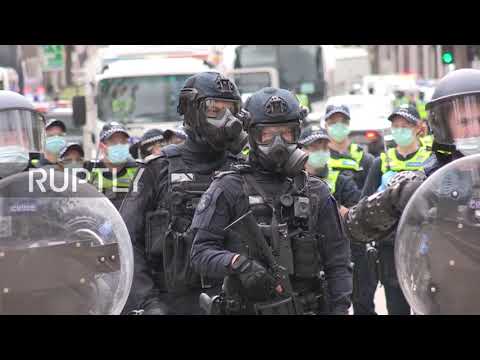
[294,197,310,219]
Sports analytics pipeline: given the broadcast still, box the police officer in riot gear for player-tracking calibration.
[120,71,248,315]
[190,87,352,315]
[0,90,133,314]
[345,69,480,315]
[396,154,480,314]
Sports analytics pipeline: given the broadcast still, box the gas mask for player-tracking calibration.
[198,99,247,154]
[201,105,248,154]
[251,123,308,177]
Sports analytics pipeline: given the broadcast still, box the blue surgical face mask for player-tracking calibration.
[45,135,66,155]
[107,144,130,164]
[0,145,30,178]
[392,127,415,147]
[327,123,350,143]
[307,150,330,170]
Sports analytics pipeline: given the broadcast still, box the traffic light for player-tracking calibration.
[441,45,455,64]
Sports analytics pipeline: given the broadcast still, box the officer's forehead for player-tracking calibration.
[106,132,129,143]
[46,125,64,134]
[306,140,328,149]
[64,149,82,157]
[326,113,349,122]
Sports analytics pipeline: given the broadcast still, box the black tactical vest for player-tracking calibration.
[145,145,237,294]
[220,167,329,314]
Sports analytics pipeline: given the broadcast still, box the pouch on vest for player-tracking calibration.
[291,232,321,278]
[163,226,201,293]
[145,209,170,261]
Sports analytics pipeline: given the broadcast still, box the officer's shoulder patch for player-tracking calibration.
[196,192,212,213]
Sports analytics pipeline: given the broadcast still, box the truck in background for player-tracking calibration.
[221,45,329,108]
[73,56,212,159]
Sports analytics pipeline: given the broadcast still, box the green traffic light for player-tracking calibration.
[442,51,454,64]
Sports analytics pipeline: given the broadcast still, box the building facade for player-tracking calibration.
[368,45,448,79]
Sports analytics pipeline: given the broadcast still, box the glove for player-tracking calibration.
[388,171,426,214]
[231,255,277,301]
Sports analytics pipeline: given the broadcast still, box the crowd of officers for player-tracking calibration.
[31,119,187,210]
[11,67,474,315]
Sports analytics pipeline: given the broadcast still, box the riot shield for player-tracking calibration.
[395,154,480,314]
[0,170,133,314]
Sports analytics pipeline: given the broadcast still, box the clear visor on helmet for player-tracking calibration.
[0,109,45,152]
[429,94,480,144]
[252,122,300,145]
[202,98,240,118]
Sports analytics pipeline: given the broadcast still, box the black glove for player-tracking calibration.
[231,255,277,301]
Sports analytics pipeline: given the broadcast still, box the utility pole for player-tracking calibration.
[368,45,380,74]
[65,45,73,86]
[454,45,470,69]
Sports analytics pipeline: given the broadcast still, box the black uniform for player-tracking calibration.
[120,139,240,314]
[191,166,352,314]
[190,87,352,315]
[119,72,247,315]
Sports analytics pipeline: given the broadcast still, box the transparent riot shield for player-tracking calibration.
[395,154,480,314]
[0,170,133,314]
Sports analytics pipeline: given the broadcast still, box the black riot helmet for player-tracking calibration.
[177,72,247,154]
[0,91,46,178]
[426,69,480,156]
[243,87,309,177]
